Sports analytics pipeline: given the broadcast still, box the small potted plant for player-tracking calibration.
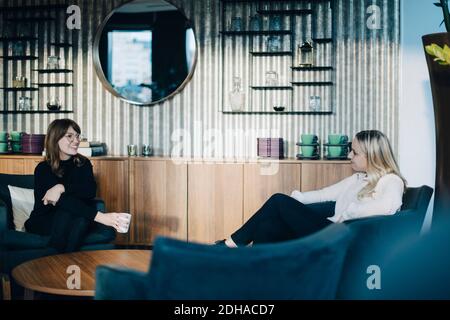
[422,0,450,224]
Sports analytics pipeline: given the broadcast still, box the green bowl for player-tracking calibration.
[0,142,8,153]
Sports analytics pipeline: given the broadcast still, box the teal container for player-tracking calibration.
[0,132,8,142]
[10,131,22,142]
[0,142,8,153]
[11,142,22,153]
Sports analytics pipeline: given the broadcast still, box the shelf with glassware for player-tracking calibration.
[220,0,335,114]
[0,7,75,114]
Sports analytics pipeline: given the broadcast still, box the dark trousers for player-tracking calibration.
[231,193,336,245]
[25,195,98,253]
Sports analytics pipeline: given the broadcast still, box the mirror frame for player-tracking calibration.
[93,0,198,106]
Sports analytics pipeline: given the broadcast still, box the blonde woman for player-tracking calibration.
[217,130,407,247]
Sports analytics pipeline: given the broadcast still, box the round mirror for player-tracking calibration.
[94,0,197,105]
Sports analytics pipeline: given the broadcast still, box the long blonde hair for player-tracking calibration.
[356,130,407,200]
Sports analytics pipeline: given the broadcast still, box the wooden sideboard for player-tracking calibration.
[0,155,353,245]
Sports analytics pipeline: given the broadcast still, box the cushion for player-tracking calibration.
[0,174,34,229]
[7,185,34,232]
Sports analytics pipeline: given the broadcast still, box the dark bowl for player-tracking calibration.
[47,103,61,111]
[273,106,285,112]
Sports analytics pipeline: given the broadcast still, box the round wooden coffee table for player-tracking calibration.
[12,250,151,299]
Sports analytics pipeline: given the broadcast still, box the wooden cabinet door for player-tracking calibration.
[0,159,24,174]
[131,160,187,245]
[23,159,43,175]
[91,159,129,245]
[243,163,301,222]
[301,163,354,191]
[188,163,243,244]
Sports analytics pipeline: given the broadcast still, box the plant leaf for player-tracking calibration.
[426,43,450,66]
[443,45,450,64]
[435,2,443,6]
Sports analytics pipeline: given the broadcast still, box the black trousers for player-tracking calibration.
[231,193,336,245]
[25,195,98,253]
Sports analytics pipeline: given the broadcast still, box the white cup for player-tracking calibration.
[117,213,131,233]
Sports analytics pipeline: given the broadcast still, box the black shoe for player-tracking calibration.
[214,239,226,246]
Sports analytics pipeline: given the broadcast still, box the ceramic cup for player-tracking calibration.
[11,142,22,153]
[0,143,8,153]
[328,146,344,157]
[328,134,348,145]
[301,134,318,144]
[117,213,132,233]
[0,132,8,142]
[301,145,317,157]
[10,131,22,142]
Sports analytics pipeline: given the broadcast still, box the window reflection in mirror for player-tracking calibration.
[95,0,197,105]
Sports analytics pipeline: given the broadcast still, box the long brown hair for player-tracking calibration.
[44,119,86,177]
[355,130,407,199]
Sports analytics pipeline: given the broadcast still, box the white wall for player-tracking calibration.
[400,0,445,231]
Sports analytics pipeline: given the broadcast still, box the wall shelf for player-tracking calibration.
[221,0,317,3]
[32,69,73,74]
[312,38,333,43]
[251,86,293,90]
[250,51,292,56]
[0,37,38,42]
[32,83,73,87]
[291,82,334,86]
[1,87,38,92]
[1,5,75,114]
[220,30,292,36]
[5,17,55,22]
[0,56,38,61]
[0,5,68,11]
[223,111,334,115]
[0,110,74,114]
[221,0,335,113]
[291,66,333,71]
[257,9,314,15]
[50,42,73,48]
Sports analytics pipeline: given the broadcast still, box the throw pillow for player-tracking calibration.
[7,185,34,232]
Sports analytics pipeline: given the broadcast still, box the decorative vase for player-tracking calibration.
[422,32,450,224]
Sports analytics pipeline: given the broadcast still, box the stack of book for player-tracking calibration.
[257,138,284,159]
[78,141,107,157]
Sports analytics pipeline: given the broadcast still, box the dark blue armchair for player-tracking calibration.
[95,223,353,300]
[336,185,434,299]
[0,173,116,299]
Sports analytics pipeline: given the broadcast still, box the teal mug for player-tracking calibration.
[328,134,348,145]
[301,134,318,144]
[0,142,8,153]
[10,131,22,142]
[328,146,345,157]
[0,132,8,142]
[11,142,22,153]
[301,145,317,157]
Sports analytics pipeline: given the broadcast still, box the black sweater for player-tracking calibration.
[30,157,97,218]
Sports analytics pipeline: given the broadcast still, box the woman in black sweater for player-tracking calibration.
[24,119,124,252]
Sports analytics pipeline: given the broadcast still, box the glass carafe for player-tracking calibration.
[229,77,245,112]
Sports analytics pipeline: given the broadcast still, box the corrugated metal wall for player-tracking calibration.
[0,0,400,158]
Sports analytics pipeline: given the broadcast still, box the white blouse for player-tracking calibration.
[290,173,405,223]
